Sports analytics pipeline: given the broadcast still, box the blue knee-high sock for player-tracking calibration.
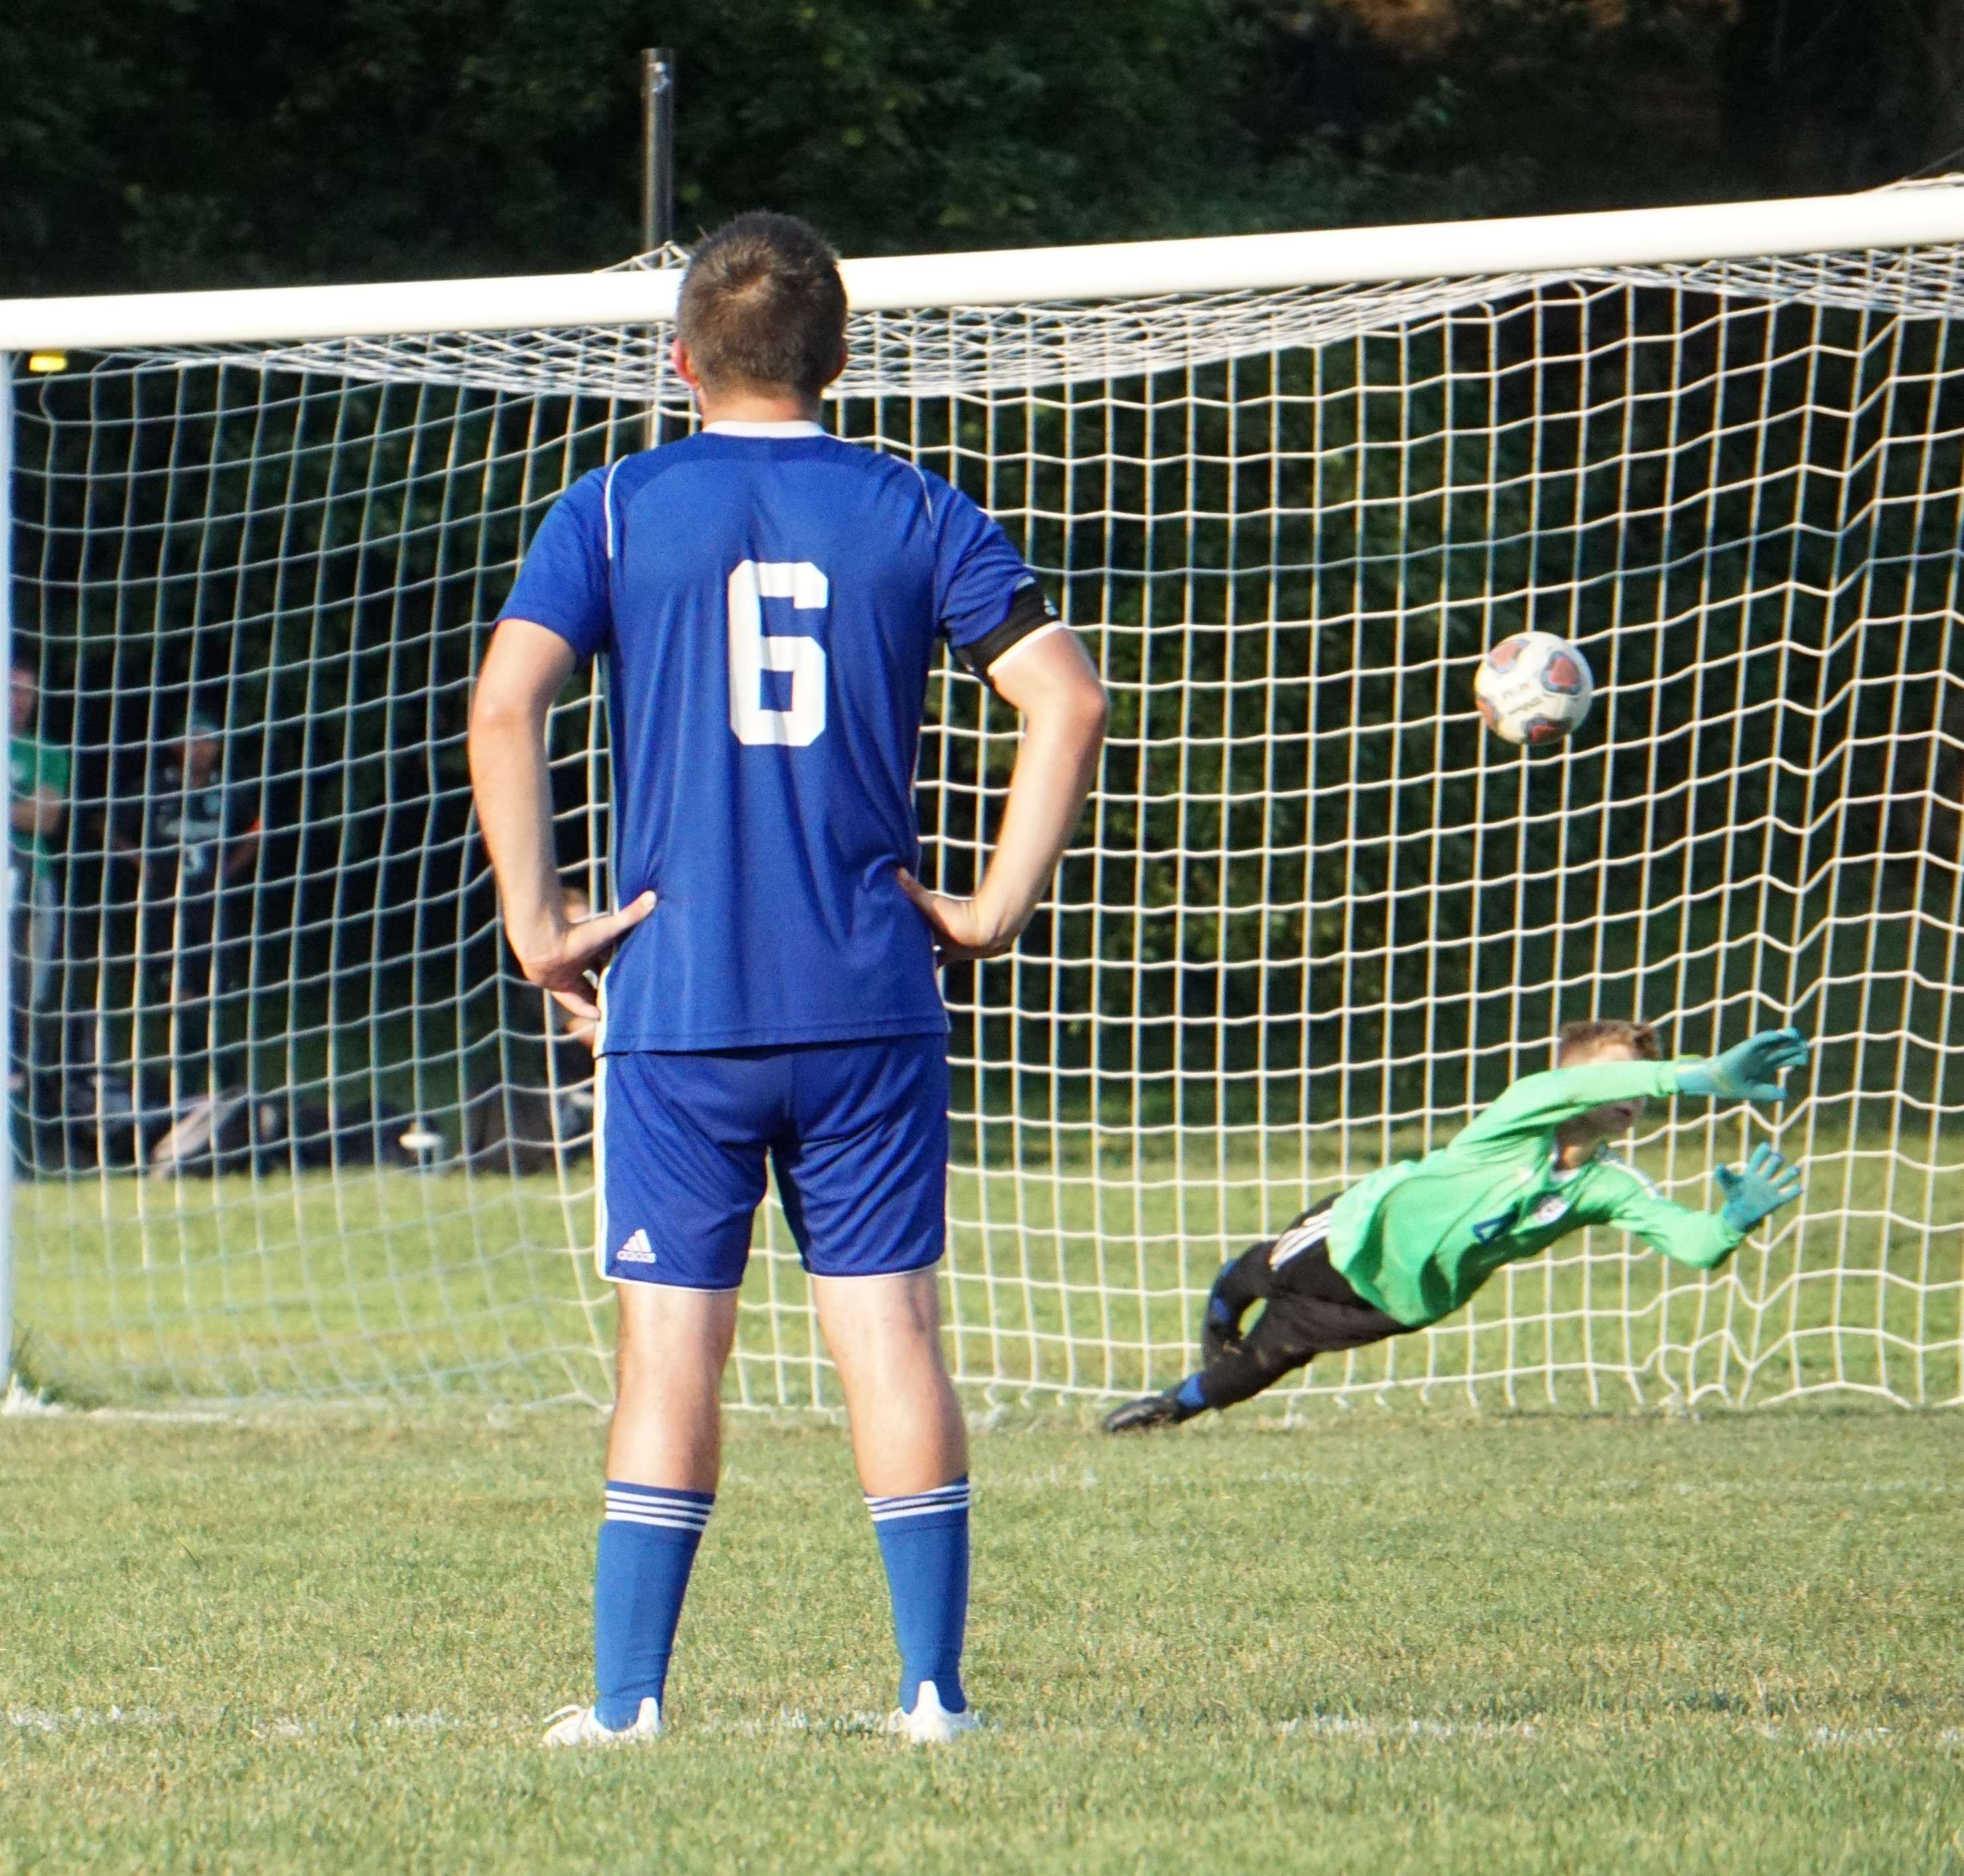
[865,1478,970,1713]
[593,1482,714,1730]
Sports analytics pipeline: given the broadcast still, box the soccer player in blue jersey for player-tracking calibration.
[469,214,1107,1747]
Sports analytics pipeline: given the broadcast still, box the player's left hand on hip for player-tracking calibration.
[894,869,1018,966]
[1715,1143,1804,1232]
[518,889,657,1019]
[1679,1027,1811,1104]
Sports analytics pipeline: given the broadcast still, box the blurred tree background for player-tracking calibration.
[6,0,1964,298]
[6,0,1963,1146]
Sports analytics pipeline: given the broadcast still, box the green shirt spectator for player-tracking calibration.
[10,725,70,885]
[9,658,68,1013]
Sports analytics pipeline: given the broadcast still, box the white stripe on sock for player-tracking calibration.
[865,1484,969,1510]
[604,1508,713,1533]
[604,1497,712,1520]
[865,1482,971,1523]
[603,1488,714,1533]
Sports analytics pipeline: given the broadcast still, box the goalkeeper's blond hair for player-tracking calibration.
[1557,1018,1661,1063]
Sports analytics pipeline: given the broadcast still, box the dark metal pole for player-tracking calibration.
[640,48,675,256]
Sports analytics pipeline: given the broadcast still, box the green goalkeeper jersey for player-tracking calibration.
[1325,1061,1741,1327]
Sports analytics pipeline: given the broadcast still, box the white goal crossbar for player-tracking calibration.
[7,186,1964,350]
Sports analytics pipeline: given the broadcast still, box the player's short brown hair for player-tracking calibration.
[1557,1018,1661,1063]
[675,212,847,400]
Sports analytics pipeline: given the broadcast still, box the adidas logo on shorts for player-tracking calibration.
[616,1228,656,1266]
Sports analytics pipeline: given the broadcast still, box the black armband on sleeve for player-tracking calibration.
[953,583,1058,685]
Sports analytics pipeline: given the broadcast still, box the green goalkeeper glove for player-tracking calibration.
[1678,1027,1811,1105]
[1715,1143,1805,1234]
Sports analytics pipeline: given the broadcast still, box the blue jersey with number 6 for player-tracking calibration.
[498,421,1042,1052]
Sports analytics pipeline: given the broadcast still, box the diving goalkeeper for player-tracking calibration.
[1103,1020,1809,1431]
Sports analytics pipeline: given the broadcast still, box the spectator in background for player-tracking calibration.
[111,709,261,1104]
[9,654,69,1112]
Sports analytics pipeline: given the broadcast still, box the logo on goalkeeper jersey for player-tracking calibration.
[616,1228,656,1266]
[1528,1194,1575,1229]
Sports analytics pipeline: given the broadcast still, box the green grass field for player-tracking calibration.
[13,1116,1961,1411]
[4,1405,1961,1873]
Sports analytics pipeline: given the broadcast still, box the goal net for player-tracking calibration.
[7,190,1961,1412]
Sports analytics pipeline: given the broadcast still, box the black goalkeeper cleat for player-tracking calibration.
[1102,1391,1186,1434]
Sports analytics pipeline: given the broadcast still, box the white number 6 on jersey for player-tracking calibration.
[727,559,827,747]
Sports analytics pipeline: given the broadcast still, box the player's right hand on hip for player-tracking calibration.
[1715,1143,1804,1232]
[517,889,656,1021]
[1678,1027,1810,1105]
[895,870,1019,966]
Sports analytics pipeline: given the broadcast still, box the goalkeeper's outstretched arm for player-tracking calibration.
[1596,1143,1806,1271]
[1456,1027,1812,1156]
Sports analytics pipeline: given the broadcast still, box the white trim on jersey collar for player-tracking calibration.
[703,419,825,437]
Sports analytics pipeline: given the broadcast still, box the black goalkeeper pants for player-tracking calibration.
[1193,1194,1415,1411]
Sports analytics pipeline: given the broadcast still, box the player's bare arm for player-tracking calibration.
[468,616,655,1022]
[898,628,1107,964]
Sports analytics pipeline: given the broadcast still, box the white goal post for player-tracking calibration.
[3,186,1960,1412]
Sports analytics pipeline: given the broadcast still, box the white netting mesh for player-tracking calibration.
[9,219,1962,1409]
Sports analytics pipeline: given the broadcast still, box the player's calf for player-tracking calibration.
[1106,1210,1403,1431]
[1104,1336,1308,1433]
[817,1269,976,1726]
[1201,1263,1251,1366]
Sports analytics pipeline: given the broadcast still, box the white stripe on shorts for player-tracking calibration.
[1269,1209,1333,1269]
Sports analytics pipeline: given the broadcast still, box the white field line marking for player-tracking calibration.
[11,1706,1955,1750]
[1279,1715,1958,1751]
[6,1706,163,1731]
[3,1381,250,1425]
[1282,1715,1539,1742]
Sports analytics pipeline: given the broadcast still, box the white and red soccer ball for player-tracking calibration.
[1474,630,1595,747]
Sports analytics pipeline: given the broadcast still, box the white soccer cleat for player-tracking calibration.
[885,1682,979,1746]
[541,1697,661,1747]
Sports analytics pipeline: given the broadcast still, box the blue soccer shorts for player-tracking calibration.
[595,1034,949,1289]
